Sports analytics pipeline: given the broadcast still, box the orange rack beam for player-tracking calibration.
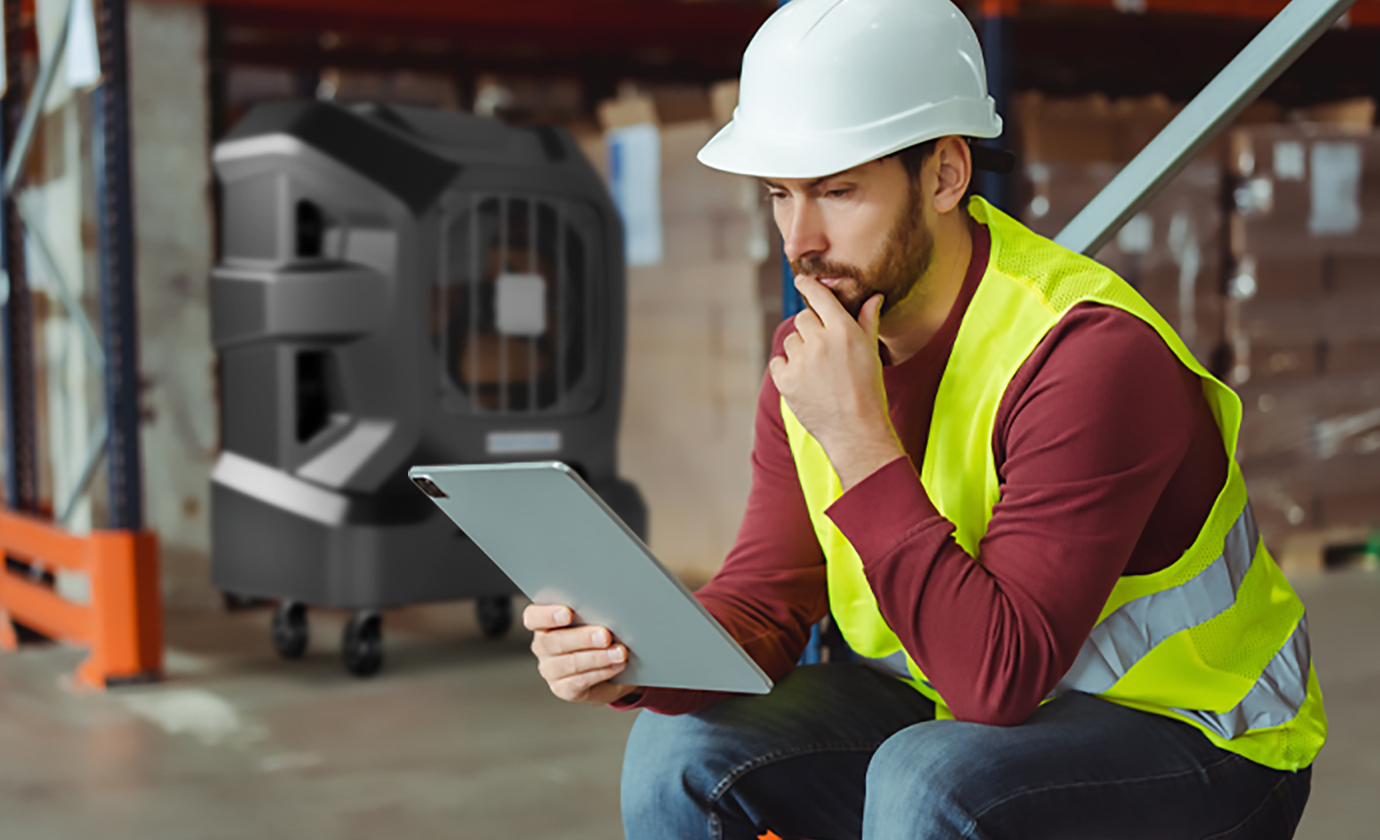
[0,508,162,689]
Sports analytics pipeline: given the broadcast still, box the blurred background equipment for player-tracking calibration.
[209,100,645,676]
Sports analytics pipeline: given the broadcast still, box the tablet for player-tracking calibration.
[408,461,773,694]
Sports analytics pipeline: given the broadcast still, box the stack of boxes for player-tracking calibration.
[1225,110,1380,567]
[1015,92,1228,367]
[578,86,772,585]
[1017,91,1380,572]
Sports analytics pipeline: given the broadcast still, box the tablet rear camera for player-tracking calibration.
[411,476,449,499]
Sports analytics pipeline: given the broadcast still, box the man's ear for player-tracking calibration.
[930,136,972,214]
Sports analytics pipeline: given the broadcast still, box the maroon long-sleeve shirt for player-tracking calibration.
[614,222,1227,725]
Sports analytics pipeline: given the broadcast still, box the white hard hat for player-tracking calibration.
[698,0,1005,179]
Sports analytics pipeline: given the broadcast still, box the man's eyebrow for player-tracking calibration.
[761,176,832,191]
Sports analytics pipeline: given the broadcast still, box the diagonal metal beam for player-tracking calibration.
[4,0,105,525]
[1056,0,1359,257]
[3,0,75,194]
[16,196,105,369]
[57,417,107,525]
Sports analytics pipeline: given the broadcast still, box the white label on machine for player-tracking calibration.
[496,272,547,336]
[486,431,562,455]
[1309,141,1362,236]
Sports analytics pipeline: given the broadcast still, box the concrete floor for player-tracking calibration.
[0,601,635,840]
[2,570,1377,839]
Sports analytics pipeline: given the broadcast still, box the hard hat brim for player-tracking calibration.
[698,101,1005,180]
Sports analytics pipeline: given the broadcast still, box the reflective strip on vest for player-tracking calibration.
[1058,506,1260,697]
[1174,618,1312,741]
[1056,502,1311,738]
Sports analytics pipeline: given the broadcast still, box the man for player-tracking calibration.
[525,0,1325,837]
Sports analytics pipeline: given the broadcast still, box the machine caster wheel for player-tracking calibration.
[224,591,273,612]
[477,595,512,639]
[271,601,309,660]
[342,611,383,677]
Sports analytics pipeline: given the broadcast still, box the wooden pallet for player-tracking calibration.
[1268,525,1376,578]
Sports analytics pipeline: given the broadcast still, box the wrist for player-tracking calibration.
[604,682,643,706]
[827,433,906,491]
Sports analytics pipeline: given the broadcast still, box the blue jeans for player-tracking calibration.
[621,664,1311,840]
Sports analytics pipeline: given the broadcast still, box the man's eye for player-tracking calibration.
[825,188,852,199]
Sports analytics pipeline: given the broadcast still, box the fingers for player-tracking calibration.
[767,354,787,393]
[524,603,631,704]
[523,603,573,631]
[532,623,616,657]
[794,275,850,329]
[769,326,802,388]
[538,643,628,683]
[768,352,786,373]
[780,331,804,364]
[547,660,629,704]
[792,305,823,338]
[532,628,629,704]
[857,294,884,339]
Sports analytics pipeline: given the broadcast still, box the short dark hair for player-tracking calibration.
[886,139,939,180]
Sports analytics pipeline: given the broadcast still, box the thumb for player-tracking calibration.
[768,354,786,386]
[858,294,884,339]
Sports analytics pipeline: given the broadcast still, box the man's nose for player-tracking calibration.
[780,201,827,267]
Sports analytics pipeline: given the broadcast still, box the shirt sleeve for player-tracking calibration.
[825,305,1215,726]
[611,320,829,715]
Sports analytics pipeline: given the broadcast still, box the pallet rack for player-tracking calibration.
[0,0,161,688]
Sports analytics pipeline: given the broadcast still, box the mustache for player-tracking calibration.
[788,257,874,319]
[790,256,864,280]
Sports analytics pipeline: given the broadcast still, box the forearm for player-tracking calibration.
[827,458,1085,724]
[612,343,829,715]
[610,564,828,715]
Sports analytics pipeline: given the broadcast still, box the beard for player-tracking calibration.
[790,181,934,320]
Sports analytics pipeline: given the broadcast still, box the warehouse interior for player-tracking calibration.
[2,0,1379,837]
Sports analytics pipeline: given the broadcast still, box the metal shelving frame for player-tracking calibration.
[1,0,144,545]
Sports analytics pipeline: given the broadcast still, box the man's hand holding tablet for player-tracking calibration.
[524,603,642,705]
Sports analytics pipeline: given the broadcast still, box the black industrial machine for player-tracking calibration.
[209,101,646,676]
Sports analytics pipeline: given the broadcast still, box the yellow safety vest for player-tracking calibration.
[782,196,1325,772]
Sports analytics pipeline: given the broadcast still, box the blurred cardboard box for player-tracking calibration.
[1015,92,1179,165]
[1237,369,1380,460]
[1235,363,1380,555]
[596,87,713,131]
[1292,97,1377,130]
[1228,123,1380,259]
[1230,339,1321,387]
[1019,159,1224,367]
[1017,93,1380,567]
[582,97,770,581]
[710,80,739,129]
[1015,92,1282,167]
[597,95,659,131]
[1326,337,1380,374]
[1224,117,1380,422]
